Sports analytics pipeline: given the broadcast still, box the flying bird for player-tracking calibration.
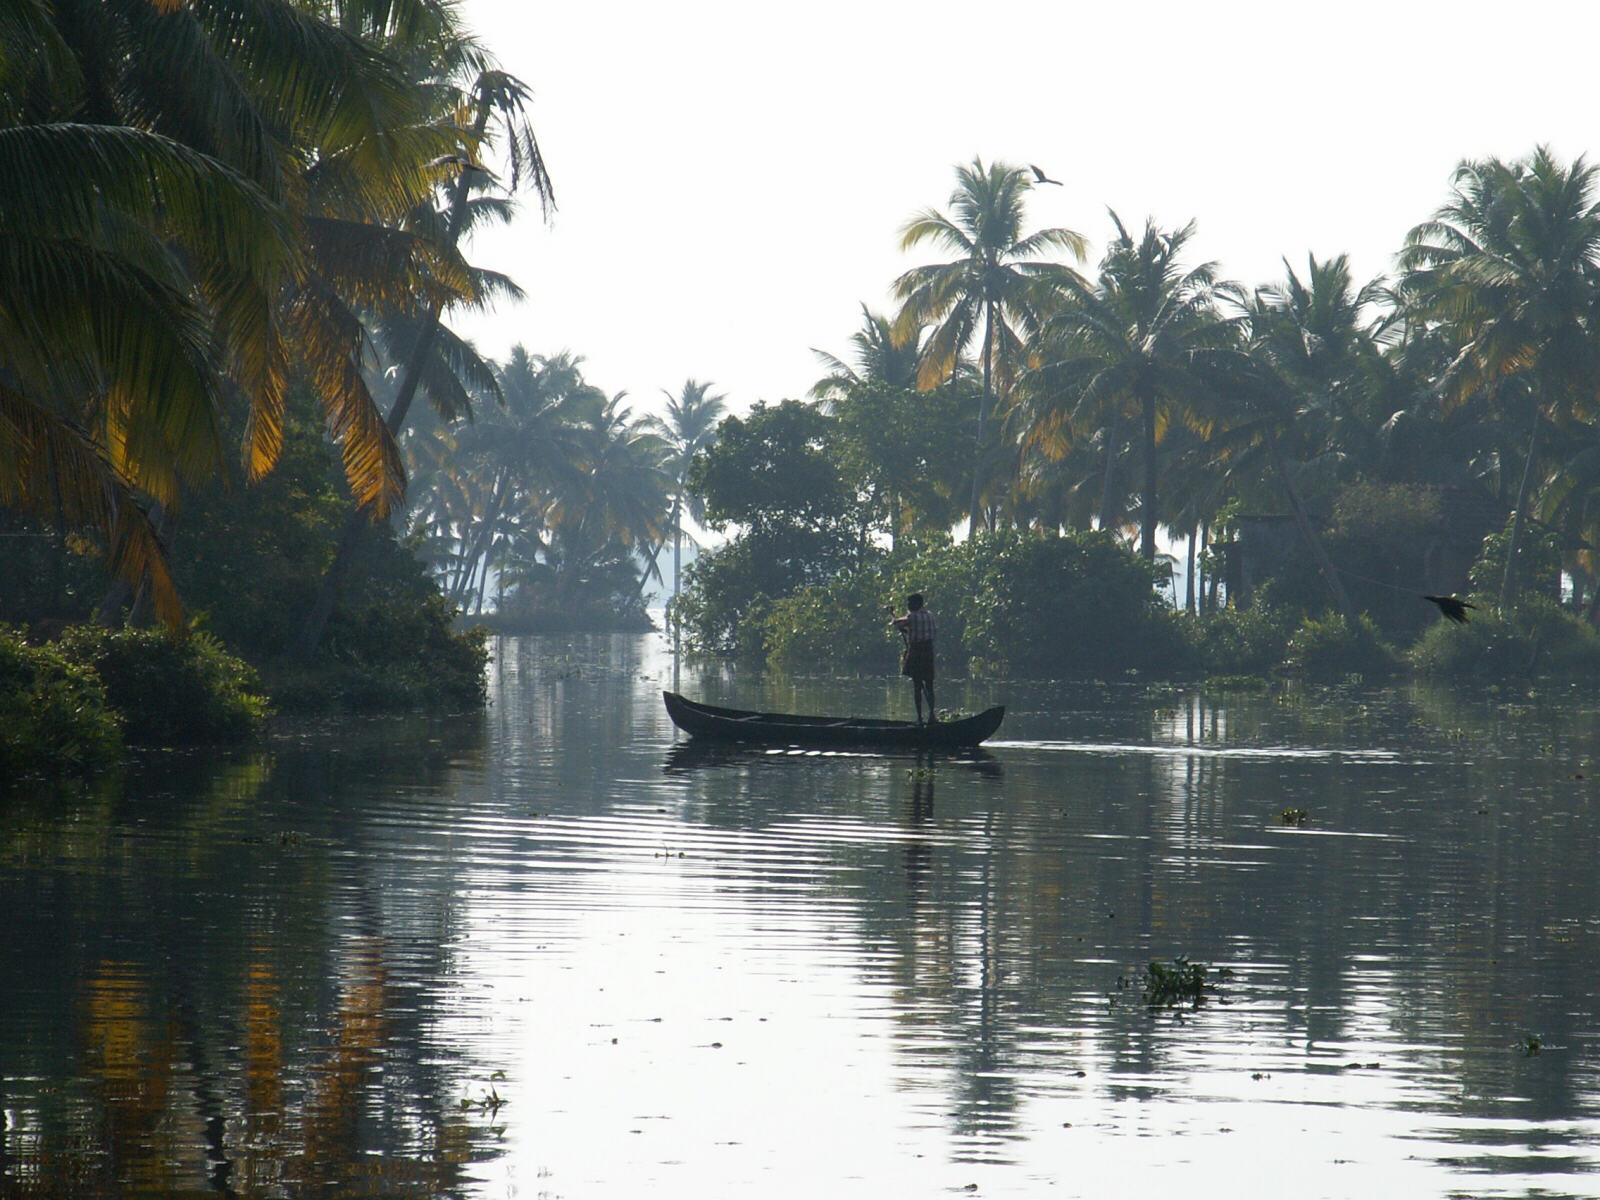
[1423,594,1476,624]
[1029,164,1063,186]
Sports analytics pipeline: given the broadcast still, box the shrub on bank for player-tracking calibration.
[1284,613,1399,681]
[0,627,121,780]
[1410,595,1600,679]
[1187,606,1294,677]
[57,625,270,745]
[274,591,488,711]
[958,528,1194,678]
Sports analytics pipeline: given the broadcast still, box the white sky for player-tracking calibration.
[455,0,1600,420]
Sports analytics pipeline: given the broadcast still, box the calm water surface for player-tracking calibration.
[4,632,1600,1198]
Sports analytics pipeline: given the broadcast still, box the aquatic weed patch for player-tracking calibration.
[1140,957,1230,1008]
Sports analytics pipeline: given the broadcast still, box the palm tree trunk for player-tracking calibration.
[453,473,512,606]
[671,495,683,601]
[1269,433,1354,621]
[1498,410,1544,611]
[1097,412,1121,531]
[636,536,666,599]
[1185,525,1197,614]
[967,309,995,540]
[1139,386,1157,560]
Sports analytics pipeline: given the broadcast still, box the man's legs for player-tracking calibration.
[917,677,935,722]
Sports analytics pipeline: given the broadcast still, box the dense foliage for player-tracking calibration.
[1,0,546,741]
[676,401,868,655]
[0,628,121,781]
[14,0,1600,753]
[1411,596,1600,679]
[56,626,269,745]
[757,529,1192,679]
[405,349,671,631]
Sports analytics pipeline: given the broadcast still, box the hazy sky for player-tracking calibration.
[455,0,1598,419]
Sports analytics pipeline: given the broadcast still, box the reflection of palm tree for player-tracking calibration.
[642,380,727,603]
[894,158,1087,536]
[1401,148,1600,607]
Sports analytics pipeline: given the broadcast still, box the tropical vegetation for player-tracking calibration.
[678,151,1600,684]
[13,0,1600,783]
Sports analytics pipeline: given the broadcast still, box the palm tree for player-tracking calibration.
[1190,254,1394,619]
[1400,147,1600,607]
[294,60,556,659]
[810,305,923,400]
[0,124,293,629]
[810,307,968,543]
[406,348,595,608]
[544,393,669,607]
[3,0,495,626]
[1022,213,1235,558]
[642,380,728,604]
[893,158,1087,536]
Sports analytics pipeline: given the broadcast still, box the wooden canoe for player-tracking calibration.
[662,691,1005,749]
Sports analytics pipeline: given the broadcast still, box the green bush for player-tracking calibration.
[761,568,901,674]
[1187,606,1294,677]
[288,591,489,711]
[1410,595,1600,679]
[1325,482,1447,640]
[957,528,1194,678]
[761,528,1194,679]
[57,625,269,745]
[0,626,121,780]
[1470,516,1563,601]
[1284,613,1399,681]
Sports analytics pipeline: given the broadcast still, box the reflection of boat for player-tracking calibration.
[662,739,1003,774]
[662,691,1005,749]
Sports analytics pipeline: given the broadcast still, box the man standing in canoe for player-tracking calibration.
[892,592,937,725]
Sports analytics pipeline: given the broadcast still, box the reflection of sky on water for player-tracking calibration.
[429,634,1600,1198]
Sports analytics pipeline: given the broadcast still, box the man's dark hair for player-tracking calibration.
[907,593,924,610]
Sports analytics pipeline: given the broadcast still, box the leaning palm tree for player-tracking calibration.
[893,158,1087,536]
[1022,213,1235,558]
[1400,147,1600,607]
[642,380,728,603]
[295,61,556,659]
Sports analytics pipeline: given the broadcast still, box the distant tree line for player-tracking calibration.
[677,152,1600,679]
[10,0,1600,724]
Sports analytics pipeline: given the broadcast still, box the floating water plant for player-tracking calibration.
[1141,956,1228,1008]
[1278,807,1310,826]
[1519,1034,1544,1056]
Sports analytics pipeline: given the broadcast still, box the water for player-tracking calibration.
[4,632,1600,1198]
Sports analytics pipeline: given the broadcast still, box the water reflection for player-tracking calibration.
[3,635,1600,1198]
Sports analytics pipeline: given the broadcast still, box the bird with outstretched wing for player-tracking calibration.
[1423,594,1476,624]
